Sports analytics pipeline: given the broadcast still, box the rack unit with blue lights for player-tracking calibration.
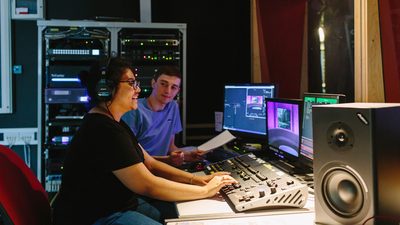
[37,20,187,193]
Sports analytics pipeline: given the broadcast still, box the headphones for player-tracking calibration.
[95,57,114,101]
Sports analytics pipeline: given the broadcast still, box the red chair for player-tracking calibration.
[0,145,51,225]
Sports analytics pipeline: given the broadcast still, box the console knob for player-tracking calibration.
[286,180,294,185]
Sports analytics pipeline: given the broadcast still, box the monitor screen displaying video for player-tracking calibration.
[223,83,276,140]
[266,98,302,162]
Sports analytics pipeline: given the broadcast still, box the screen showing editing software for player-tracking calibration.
[223,84,276,138]
[300,93,346,168]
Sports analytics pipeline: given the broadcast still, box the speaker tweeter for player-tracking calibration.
[327,122,354,151]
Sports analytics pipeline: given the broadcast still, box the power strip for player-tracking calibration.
[0,128,38,146]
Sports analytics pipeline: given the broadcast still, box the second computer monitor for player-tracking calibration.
[300,92,346,169]
[266,98,302,162]
[223,83,276,140]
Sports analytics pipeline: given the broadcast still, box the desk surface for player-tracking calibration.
[166,212,315,225]
[167,209,315,225]
[168,171,316,224]
[175,193,315,219]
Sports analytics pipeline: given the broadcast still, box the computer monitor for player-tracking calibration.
[266,98,302,172]
[222,83,276,141]
[300,92,346,170]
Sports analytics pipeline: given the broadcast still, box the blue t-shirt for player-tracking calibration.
[122,98,183,156]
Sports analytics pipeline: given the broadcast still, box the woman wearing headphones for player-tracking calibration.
[52,57,236,225]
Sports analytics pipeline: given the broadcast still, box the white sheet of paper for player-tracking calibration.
[214,111,223,132]
[197,130,236,153]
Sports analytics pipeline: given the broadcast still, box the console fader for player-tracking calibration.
[205,153,308,212]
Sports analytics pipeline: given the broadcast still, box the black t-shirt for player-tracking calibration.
[53,113,144,225]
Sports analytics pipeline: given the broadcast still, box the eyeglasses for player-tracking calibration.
[119,79,140,89]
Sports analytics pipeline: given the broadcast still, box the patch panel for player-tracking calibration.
[0,128,38,146]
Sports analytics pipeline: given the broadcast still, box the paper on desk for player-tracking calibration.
[197,130,236,153]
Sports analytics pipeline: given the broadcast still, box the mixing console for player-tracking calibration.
[204,153,308,212]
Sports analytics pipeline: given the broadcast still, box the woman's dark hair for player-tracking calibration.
[79,57,133,106]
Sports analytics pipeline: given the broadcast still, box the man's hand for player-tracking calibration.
[184,149,206,162]
[169,150,184,166]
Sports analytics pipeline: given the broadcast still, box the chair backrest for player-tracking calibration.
[0,145,51,225]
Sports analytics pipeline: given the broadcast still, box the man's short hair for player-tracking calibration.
[154,66,181,80]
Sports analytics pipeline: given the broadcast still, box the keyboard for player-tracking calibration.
[204,153,309,212]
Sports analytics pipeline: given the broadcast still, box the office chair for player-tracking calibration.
[0,145,52,225]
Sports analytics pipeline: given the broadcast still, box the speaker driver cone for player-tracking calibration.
[322,168,364,217]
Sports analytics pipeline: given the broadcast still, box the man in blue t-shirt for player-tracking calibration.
[122,66,204,166]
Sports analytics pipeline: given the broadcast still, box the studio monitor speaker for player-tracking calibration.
[313,103,400,225]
